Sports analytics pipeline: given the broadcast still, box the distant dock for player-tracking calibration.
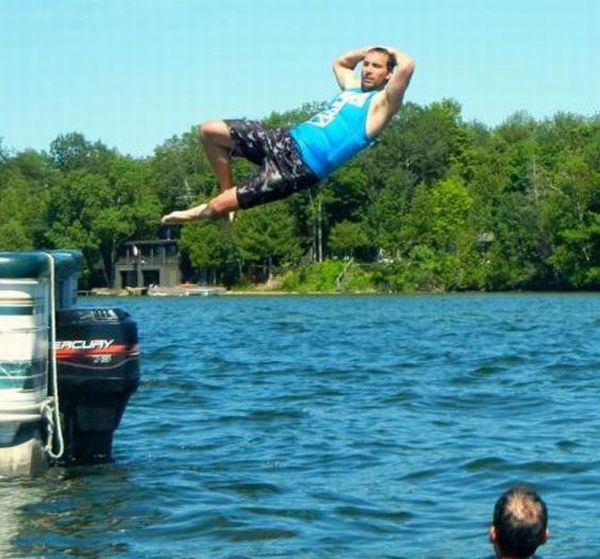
[78,285,225,297]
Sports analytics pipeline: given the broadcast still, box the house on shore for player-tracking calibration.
[113,240,181,289]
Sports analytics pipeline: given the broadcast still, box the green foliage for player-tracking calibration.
[49,132,116,174]
[180,221,238,285]
[402,176,474,253]
[287,260,345,292]
[42,135,160,286]
[367,99,466,188]
[341,264,373,292]
[280,260,374,293]
[323,163,370,223]
[0,150,54,249]
[234,203,301,273]
[279,269,302,291]
[151,128,214,212]
[328,220,370,258]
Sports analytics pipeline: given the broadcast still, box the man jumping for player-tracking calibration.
[161,45,415,224]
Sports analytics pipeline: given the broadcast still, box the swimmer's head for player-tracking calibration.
[490,485,549,558]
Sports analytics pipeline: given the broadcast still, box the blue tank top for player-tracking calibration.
[290,88,377,179]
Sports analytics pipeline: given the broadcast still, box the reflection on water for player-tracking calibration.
[0,465,155,558]
[0,476,48,557]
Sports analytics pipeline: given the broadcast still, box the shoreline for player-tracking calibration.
[78,287,594,298]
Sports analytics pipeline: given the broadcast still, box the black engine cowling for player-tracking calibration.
[54,308,140,465]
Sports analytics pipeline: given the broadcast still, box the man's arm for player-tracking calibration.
[332,46,373,90]
[383,47,415,112]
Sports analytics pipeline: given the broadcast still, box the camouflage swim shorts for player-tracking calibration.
[224,119,320,209]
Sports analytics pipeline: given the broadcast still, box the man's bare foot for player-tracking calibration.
[161,203,215,225]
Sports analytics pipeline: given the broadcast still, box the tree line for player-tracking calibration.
[1,99,599,292]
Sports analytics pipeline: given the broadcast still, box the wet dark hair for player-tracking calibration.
[366,47,397,73]
[494,485,548,558]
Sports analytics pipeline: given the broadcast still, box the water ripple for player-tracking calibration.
[3,294,600,558]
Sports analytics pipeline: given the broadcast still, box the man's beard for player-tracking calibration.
[361,80,383,92]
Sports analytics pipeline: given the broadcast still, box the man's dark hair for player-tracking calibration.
[367,47,397,73]
[494,485,548,558]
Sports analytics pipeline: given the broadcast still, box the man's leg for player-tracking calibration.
[161,120,246,225]
[162,120,304,225]
[161,188,239,224]
[199,120,235,194]
[200,120,238,222]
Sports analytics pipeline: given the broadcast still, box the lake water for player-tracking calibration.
[1,293,599,558]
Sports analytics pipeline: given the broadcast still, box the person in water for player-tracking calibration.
[490,485,549,559]
[161,45,415,224]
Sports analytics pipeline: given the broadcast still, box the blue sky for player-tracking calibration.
[2,0,598,157]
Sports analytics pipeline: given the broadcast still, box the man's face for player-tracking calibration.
[361,51,391,91]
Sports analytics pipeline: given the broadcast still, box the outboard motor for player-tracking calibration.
[54,308,140,465]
